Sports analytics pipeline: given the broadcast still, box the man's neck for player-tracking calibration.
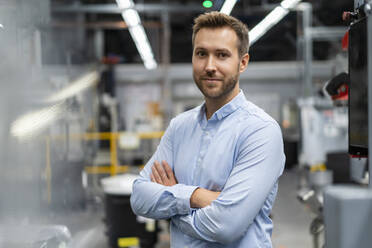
[205,89,240,120]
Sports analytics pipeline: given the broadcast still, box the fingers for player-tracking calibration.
[151,163,163,184]
[162,160,177,184]
[162,160,173,176]
[150,160,177,186]
[150,173,156,182]
[155,161,168,181]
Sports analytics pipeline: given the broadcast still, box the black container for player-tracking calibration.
[284,139,298,169]
[103,193,158,248]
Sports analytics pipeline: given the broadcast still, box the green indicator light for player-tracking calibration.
[203,0,213,8]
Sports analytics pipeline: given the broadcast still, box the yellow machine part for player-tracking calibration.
[117,237,140,247]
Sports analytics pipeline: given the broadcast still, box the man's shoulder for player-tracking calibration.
[234,101,283,144]
[236,100,278,128]
[170,105,201,127]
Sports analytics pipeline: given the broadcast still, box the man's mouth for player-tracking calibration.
[201,78,222,82]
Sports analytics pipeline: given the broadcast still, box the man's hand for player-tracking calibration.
[190,188,220,208]
[150,160,219,208]
[150,160,177,186]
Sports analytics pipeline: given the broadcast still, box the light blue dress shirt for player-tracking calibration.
[130,90,285,248]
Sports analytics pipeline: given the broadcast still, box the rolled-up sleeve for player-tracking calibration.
[171,122,285,244]
[130,119,198,219]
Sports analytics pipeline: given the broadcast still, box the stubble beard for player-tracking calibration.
[194,72,239,100]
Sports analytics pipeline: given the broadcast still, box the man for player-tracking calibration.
[130,11,285,248]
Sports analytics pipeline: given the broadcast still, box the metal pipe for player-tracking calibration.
[45,136,51,205]
[160,5,172,125]
[366,1,372,187]
[301,2,313,97]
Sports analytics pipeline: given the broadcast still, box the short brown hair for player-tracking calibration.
[192,11,249,57]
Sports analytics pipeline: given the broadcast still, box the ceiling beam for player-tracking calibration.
[46,20,162,29]
[51,3,277,14]
[52,3,202,14]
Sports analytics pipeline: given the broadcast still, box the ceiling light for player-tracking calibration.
[220,0,238,15]
[128,26,156,69]
[136,42,152,58]
[122,8,141,27]
[144,59,157,70]
[250,7,288,44]
[116,0,132,9]
[281,0,302,9]
[11,103,65,140]
[46,71,99,103]
[115,0,157,70]
[249,0,302,45]
[128,25,148,44]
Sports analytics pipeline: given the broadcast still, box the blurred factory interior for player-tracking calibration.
[0,0,371,247]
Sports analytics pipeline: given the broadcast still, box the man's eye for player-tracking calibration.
[196,51,206,57]
[218,53,228,58]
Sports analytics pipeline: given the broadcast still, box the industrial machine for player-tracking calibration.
[297,1,372,247]
[296,97,347,248]
[323,1,372,248]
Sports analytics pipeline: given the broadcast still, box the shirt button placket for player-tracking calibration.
[199,131,208,164]
[194,129,208,183]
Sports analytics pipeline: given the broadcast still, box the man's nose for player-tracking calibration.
[205,56,216,74]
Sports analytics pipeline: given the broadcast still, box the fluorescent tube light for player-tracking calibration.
[11,71,99,140]
[136,42,156,69]
[249,7,288,44]
[46,71,99,103]
[144,60,157,70]
[116,0,132,9]
[128,25,157,69]
[115,0,157,70]
[249,0,302,45]
[136,42,152,59]
[128,25,148,44]
[122,8,141,27]
[220,0,238,15]
[281,0,302,9]
[11,103,65,140]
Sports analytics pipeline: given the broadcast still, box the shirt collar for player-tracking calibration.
[198,90,246,123]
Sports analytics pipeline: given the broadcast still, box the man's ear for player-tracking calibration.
[239,53,250,73]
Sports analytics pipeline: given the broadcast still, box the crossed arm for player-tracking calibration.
[150,160,220,208]
[130,121,285,244]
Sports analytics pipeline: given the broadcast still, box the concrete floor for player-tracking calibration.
[67,169,317,248]
[272,169,314,248]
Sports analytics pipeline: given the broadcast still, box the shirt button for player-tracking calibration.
[205,131,209,136]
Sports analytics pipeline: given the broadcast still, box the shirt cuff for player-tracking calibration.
[171,184,198,215]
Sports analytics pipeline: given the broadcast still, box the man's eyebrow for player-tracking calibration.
[194,47,231,52]
[216,49,232,54]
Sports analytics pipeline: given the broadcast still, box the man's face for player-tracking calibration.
[192,27,249,100]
